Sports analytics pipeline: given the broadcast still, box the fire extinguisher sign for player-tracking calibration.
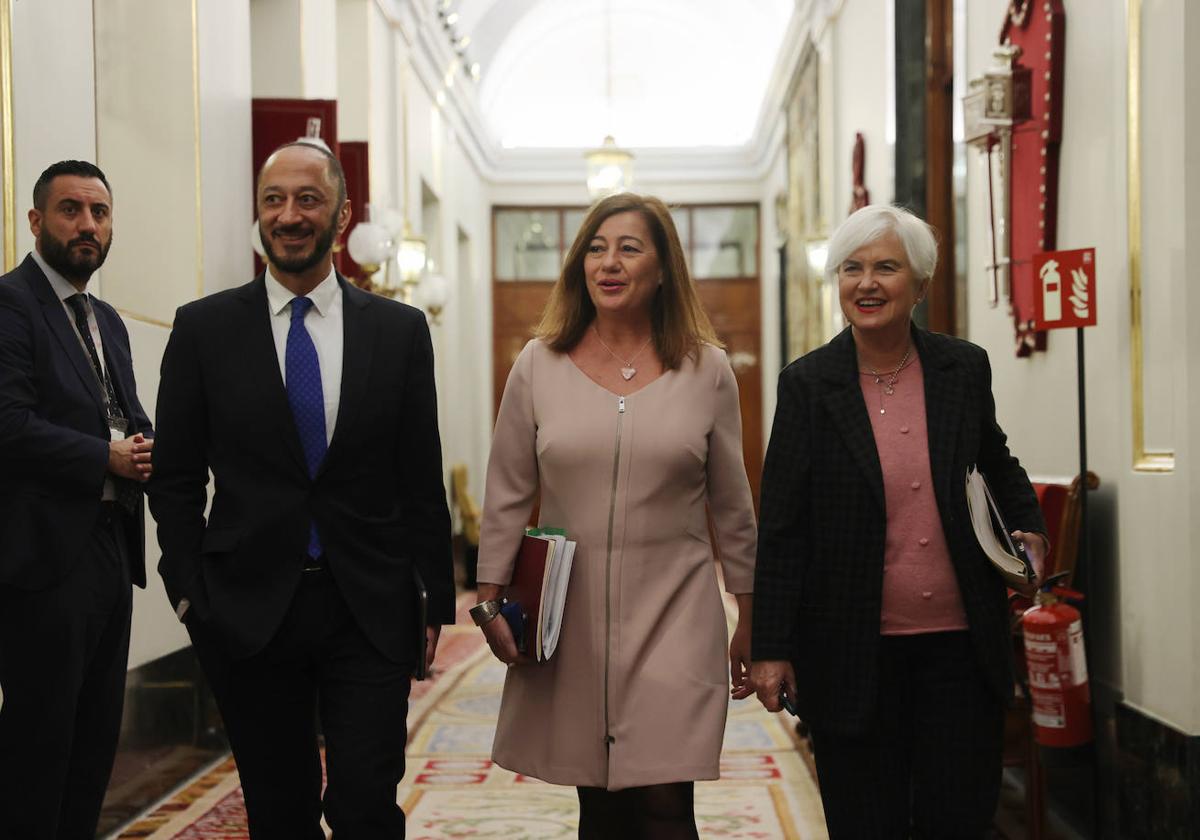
[1032,248,1097,331]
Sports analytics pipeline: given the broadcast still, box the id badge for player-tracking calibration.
[108,414,128,442]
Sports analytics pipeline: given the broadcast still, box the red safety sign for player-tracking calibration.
[1032,248,1097,331]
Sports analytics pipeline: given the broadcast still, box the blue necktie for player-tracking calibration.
[286,297,327,559]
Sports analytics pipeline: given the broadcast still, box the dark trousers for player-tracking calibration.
[0,508,132,840]
[809,631,1005,840]
[189,569,413,840]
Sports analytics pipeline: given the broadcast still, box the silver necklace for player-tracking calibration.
[863,346,912,415]
[593,325,652,381]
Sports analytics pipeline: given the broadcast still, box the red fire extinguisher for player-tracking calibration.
[1021,586,1093,748]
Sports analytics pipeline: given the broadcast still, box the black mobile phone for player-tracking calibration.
[779,686,798,717]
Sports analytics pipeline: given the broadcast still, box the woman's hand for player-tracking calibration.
[751,660,797,713]
[730,594,754,699]
[476,583,521,665]
[481,612,522,665]
[1012,530,1050,595]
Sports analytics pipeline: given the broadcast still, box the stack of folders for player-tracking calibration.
[964,465,1037,588]
[502,527,577,662]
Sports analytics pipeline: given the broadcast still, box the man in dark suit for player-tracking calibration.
[149,141,454,839]
[0,160,154,839]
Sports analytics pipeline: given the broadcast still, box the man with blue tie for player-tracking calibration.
[0,160,154,838]
[149,141,454,839]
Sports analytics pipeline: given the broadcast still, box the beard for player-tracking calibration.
[38,228,111,282]
[260,213,339,275]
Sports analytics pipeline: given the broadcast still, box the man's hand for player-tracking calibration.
[108,433,154,481]
[425,624,441,668]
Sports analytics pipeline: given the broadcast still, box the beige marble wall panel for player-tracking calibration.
[368,10,399,210]
[337,0,370,141]
[251,0,304,97]
[10,0,96,261]
[1137,0,1182,456]
[198,0,254,293]
[1186,0,1200,731]
[122,318,192,668]
[94,0,200,325]
[251,0,337,99]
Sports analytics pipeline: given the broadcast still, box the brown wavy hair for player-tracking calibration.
[536,192,721,369]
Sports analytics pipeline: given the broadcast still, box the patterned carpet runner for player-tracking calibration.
[113,596,827,839]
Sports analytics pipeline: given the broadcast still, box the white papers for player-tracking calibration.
[965,466,1036,587]
[539,535,576,661]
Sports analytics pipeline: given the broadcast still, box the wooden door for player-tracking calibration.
[696,278,763,510]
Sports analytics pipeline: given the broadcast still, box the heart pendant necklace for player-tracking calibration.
[593,325,652,381]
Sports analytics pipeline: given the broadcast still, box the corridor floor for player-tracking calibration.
[111,595,828,839]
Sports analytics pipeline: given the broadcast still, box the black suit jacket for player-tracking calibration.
[752,326,1046,733]
[149,274,454,662]
[0,254,152,589]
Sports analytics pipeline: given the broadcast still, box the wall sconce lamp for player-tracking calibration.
[418,270,448,325]
[963,43,1032,307]
[347,204,430,306]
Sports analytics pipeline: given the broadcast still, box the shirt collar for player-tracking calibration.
[30,249,88,303]
[265,267,339,317]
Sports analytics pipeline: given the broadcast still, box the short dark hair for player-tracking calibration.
[33,160,113,211]
[258,141,347,207]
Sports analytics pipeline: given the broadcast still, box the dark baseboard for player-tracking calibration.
[97,645,228,837]
[1114,701,1200,839]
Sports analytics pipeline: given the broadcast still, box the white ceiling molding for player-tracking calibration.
[370,0,849,188]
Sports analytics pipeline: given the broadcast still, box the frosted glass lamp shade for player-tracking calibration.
[420,273,448,308]
[347,221,393,266]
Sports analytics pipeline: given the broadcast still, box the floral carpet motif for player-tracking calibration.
[112,595,827,839]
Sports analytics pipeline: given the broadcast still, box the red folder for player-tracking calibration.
[505,535,554,652]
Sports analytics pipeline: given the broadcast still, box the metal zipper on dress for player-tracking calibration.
[603,395,625,752]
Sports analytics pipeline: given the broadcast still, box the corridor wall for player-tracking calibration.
[1,0,495,671]
[964,0,1198,739]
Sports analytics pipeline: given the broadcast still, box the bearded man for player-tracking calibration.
[149,141,454,839]
[0,160,154,838]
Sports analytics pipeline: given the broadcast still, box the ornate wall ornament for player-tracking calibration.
[1001,0,1065,356]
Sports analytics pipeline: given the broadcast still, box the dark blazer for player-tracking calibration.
[752,326,1045,733]
[149,275,454,662]
[0,254,152,589]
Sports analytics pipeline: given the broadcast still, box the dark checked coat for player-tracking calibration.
[751,326,1046,734]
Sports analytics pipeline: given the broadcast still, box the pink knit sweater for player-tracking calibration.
[859,354,969,635]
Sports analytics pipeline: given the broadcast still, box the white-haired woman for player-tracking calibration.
[750,205,1048,838]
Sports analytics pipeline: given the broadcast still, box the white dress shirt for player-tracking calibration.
[32,249,110,380]
[264,268,343,444]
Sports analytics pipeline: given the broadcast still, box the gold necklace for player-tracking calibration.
[862,346,912,415]
[593,325,652,381]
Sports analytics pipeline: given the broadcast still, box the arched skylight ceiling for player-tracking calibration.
[461,0,794,149]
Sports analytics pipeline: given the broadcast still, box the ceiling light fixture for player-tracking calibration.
[584,0,632,199]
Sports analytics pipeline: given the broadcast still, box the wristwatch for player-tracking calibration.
[469,599,503,627]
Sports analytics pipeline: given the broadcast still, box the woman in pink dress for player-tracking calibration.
[471,193,758,838]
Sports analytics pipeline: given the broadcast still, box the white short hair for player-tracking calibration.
[825,205,938,285]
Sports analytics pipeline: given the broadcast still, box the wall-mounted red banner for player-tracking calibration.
[1002,0,1066,354]
[1031,248,1096,331]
